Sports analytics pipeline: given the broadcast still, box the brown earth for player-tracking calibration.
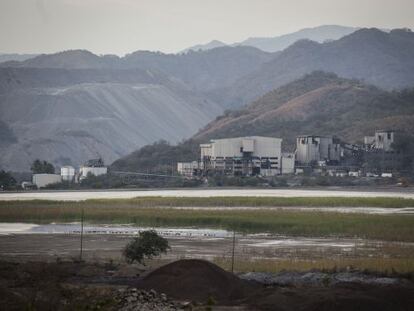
[0,259,413,311]
[138,259,256,303]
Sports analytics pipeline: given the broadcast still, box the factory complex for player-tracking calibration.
[177,130,399,179]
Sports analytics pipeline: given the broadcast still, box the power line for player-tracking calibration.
[111,170,182,178]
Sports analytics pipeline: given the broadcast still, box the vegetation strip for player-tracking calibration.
[214,258,414,274]
[1,197,413,242]
[2,196,414,208]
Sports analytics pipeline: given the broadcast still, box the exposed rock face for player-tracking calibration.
[0,68,221,171]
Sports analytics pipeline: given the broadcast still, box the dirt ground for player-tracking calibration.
[1,233,413,310]
[0,259,413,311]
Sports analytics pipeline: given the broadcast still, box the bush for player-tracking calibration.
[123,230,170,264]
[31,159,55,174]
[0,170,16,190]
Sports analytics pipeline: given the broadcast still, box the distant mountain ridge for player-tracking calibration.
[4,28,413,110]
[1,46,274,93]
[236,25,359,52]
[0,53,39,63]
[180,40,227,53]
[182,25,359,53]
[213,28,414,108]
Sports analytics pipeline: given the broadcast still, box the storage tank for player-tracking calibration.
[61,166,75,182]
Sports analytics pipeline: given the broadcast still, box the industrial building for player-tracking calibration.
[177,161,200,178]
[178,136,287,177]
[295,136,342,165]
[201,136,282,176]
[79,159,108,179]
[281,153,295,174]
[364,130,395,151]
[32,174,62,188]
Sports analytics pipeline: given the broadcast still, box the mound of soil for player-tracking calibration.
[138,259,256,303]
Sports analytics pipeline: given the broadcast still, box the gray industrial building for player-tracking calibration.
[201,136,283,176]
[32,174,62,188]
[364,130,395,151]
[178,136,288,177]
[295,135,342,165]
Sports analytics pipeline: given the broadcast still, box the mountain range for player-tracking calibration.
[212,28,414,107]
[0,53,39,63]
[183,25,359,53]
[1,27,414,171]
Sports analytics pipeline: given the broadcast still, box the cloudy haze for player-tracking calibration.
[1,0,414,55]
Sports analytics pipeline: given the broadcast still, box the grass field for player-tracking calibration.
[1,197,413,241]
[3,196,414,208]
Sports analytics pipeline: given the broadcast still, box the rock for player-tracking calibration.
[116,287,184,311]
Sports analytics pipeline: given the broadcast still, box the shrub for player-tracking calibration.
[123,230,170,264]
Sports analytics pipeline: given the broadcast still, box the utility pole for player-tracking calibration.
[231,230,236,273]
[79,206,84,262]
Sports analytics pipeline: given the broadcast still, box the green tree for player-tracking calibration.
[0,170,16,190]
[31,159,55,174]
[123,230,170,264]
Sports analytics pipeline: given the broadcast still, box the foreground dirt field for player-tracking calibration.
[0,259,413,311]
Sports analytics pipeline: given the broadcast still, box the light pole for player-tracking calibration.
[80,206,84,261]
[231,230,236,273]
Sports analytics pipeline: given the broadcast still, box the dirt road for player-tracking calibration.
[1,188,414,201]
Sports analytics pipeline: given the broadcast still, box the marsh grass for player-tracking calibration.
[1,197,413,241]
[3,196,414,208]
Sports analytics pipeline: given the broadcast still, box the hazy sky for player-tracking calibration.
[1,0,413,55]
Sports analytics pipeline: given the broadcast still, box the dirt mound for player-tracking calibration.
[138,259,256,303]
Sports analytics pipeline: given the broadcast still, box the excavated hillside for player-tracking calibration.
[0,67,222,171]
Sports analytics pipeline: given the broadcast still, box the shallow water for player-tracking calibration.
[0,223,229,237]
[1,223,413,260]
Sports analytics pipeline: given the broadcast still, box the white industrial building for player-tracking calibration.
[177,161,200,177]
[281,153,295,174]
[79,159,108,179]
[364,130,395,151]
[295,136,342,165]
[198,136,284,176]
[32,174,62,188]
[60,166,75,182]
